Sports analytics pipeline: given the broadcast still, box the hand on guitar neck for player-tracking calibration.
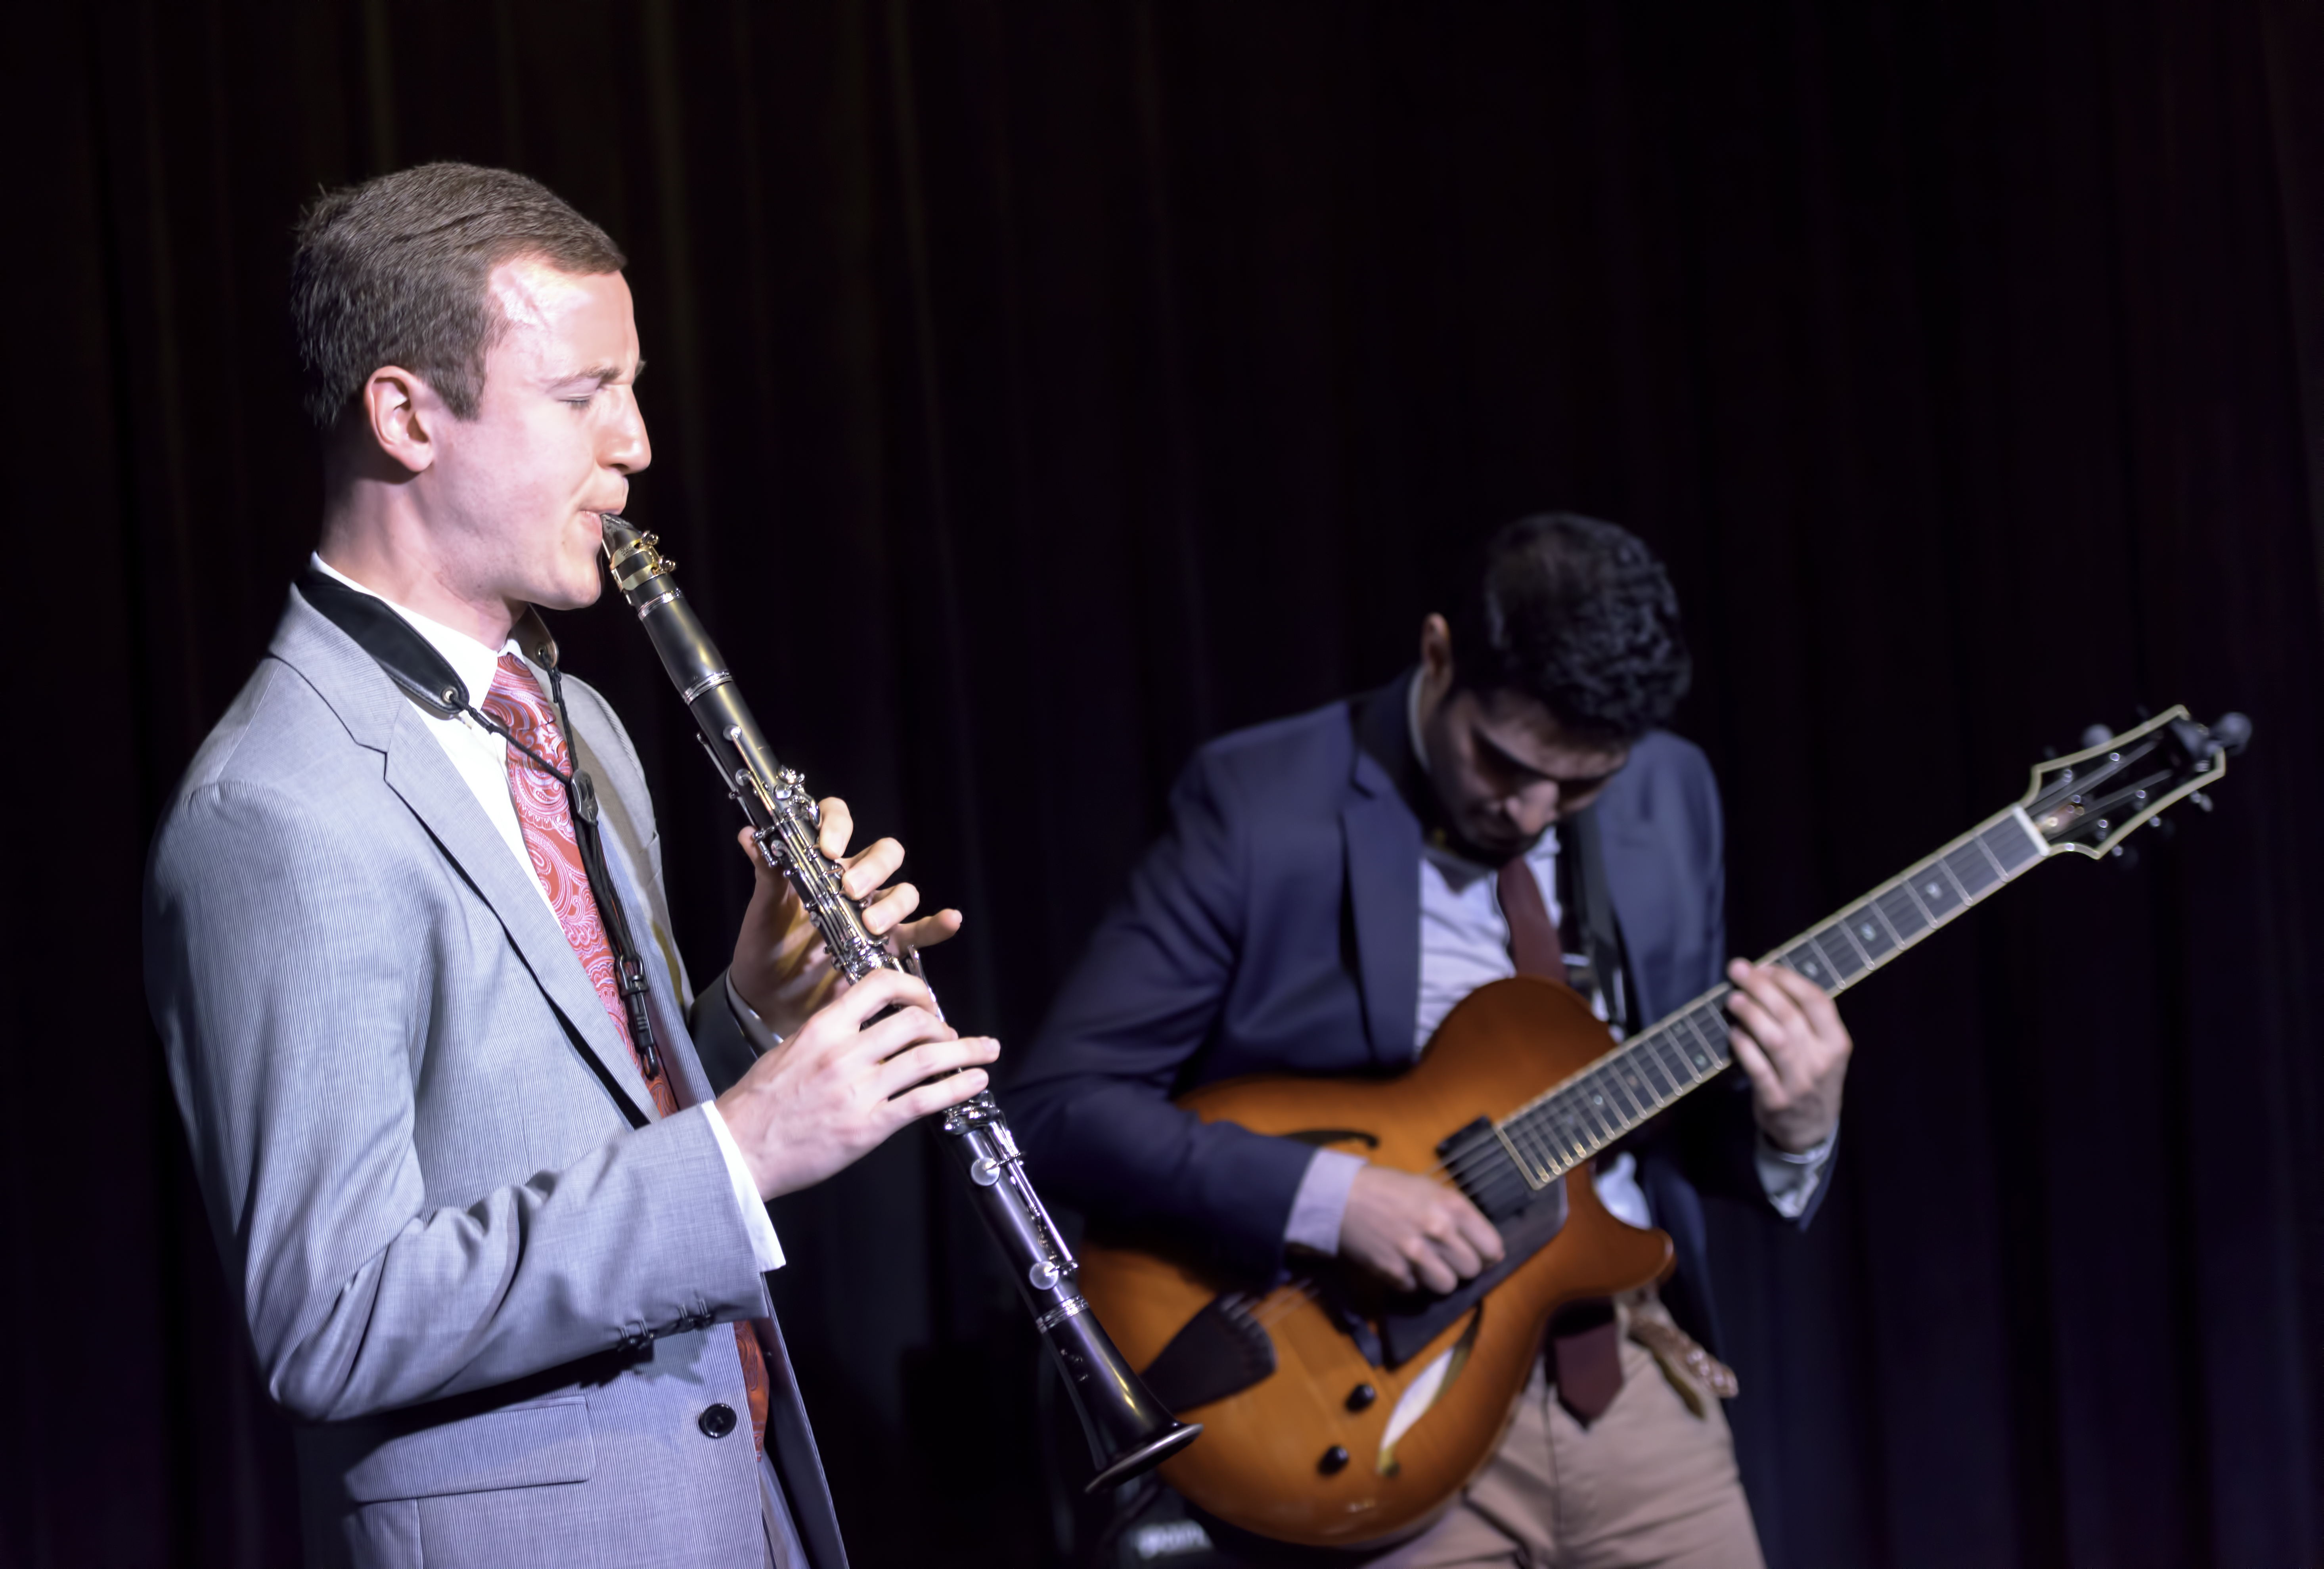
[1723,957,1853,1154]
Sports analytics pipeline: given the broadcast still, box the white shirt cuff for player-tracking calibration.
[724,971,784,1057]
[1755,1122,1839,1221]
[1284,1148,1368,1255]
[701,1102,786,1272]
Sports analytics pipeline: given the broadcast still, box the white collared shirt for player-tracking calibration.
[1283,674,1834,1254]
[310,554,784,1274]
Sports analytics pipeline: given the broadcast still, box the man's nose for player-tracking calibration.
[1506,785,1562,835]
[604,389,652,475]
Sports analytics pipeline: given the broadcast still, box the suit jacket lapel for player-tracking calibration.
[1343,682,1422,1067]
[566,718,719,1112]
[1594,806,1673,1023]
[270,592,662,1126]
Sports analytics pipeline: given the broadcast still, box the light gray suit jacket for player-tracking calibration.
[144,587,846,1569]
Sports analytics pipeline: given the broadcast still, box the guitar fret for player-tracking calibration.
[1979,814,2045,875]
[1842,904,1897,965]
[1942,838,2004,899]
[1874,881,1932,943]
[1910,858,1968,921]
[1533,1104,1585,1167]
[1576,1072,1622,1131]
[1675,1010,1727,1072]
[1665,1016,1711,1077]
[1507,1113,1552,1176]
[1629,1038,1681,1102]
[1596,1064,1647,1125]
[1817,920,1872,980]
[1782,936,1840,989]
[1570,1085,1616,1145]
[1691,1007,1735,1065]
[1611,1057,1664,1117]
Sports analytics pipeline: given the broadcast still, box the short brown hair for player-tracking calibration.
[289,162,626,432]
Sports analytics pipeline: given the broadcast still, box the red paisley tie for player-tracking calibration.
[484,654,772,1453]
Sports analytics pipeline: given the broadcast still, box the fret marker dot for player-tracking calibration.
[1924,883,1940,898]
[1859,923,1876,941]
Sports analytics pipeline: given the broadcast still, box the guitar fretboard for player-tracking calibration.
[1445,805,2051,1217]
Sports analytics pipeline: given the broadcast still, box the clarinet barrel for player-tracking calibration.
[598,513,1198,1492]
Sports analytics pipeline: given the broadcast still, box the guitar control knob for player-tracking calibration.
[1319,1445,1350,1475]
[1346,1383,1377,1412]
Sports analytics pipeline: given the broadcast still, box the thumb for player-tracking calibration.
[735,826,782,886]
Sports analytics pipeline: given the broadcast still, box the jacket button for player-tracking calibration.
[699,1402,739,1440]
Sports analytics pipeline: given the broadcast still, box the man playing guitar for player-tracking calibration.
[1008,514,1853,1567]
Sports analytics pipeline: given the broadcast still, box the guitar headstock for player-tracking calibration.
[2020,706,2250,859]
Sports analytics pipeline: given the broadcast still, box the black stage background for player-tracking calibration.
[6,3,2323,1566]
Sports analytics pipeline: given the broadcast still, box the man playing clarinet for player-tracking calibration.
[143,162,995,1569]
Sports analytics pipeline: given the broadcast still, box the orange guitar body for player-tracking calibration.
[1076,976,1673,1549]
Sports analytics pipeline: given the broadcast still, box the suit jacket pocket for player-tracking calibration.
[341,1397,596,1502]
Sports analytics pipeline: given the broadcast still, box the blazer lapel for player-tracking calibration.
[1343,683,1423,1067]
[566,716,719,1112]
[1594,805,1676,1024]
[270,591,661,1126]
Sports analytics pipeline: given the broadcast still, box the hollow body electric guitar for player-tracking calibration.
[1077,708,2247,1548]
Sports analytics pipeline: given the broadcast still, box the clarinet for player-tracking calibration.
[598,514,1199,1492]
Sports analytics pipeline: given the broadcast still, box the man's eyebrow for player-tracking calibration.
[553,358,645,386]
[1475,726,1620,788]
[1474,730,1549,784]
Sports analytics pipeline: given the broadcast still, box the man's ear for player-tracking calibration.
[1419,613,1454,680]
[360,365,438,476]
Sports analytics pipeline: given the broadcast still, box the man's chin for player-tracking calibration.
[526,571,605,615]
[1460,822,1539,863]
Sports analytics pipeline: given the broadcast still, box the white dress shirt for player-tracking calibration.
[311,555,785,1274]
[1283,674,1835,1254]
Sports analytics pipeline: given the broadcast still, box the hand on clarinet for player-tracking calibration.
[715,967,998,1200]
[727,797,964,1040]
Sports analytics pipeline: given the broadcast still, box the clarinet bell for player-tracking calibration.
[1041,1301,1202,1491]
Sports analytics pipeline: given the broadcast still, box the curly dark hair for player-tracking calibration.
[1445,514,1692,741]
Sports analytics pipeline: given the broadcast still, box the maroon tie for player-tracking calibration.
[1495,858,1566,983]
[484,655,772,1453]
[1497,853,1622,1424]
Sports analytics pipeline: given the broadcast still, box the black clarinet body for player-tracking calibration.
[599,514,1198,1492]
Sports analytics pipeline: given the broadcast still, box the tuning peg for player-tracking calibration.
[2080,723,2113,749]
[2208,713,2253,756]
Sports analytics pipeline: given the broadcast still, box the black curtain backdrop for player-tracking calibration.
[6,2,2323,1566]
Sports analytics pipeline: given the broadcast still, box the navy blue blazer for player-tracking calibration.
[1007,680,1815,1355]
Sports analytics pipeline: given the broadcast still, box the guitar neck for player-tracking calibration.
[1471,804,2051,1194]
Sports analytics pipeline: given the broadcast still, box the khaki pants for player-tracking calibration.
[1365,1299,1763,1569]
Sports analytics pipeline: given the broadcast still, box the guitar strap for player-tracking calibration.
[1559,806,1636,1037]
